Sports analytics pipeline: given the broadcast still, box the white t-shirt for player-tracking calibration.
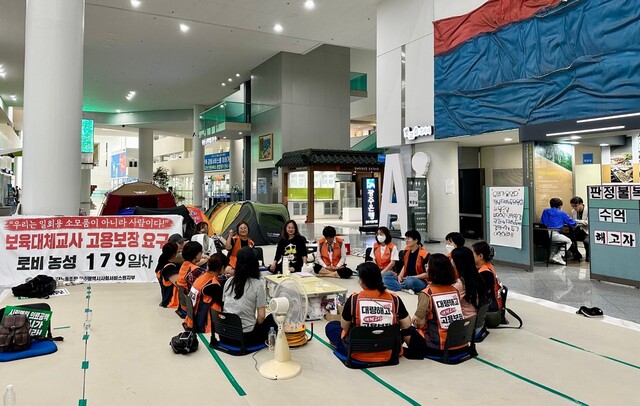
[222,276,266,332]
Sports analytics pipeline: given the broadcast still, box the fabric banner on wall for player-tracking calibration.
[489,187,524,249]
[0,215,182,286]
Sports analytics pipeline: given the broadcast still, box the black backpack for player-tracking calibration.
[170,331,198,354]
[485,285,523,329]
[12,275,57,299]
[0,313,32,352]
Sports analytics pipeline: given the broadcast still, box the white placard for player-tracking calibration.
[0,215,182,286]
[489,187,525,249]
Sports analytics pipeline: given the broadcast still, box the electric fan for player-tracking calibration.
[259,278,307,380]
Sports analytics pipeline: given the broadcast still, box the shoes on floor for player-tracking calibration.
[576,306,604,317]
[401,289,416,295]
[549,254,566,265]
[571,252,583,261]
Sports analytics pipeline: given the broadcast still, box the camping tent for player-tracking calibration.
[185,205,212,236]
[99,181,176,215]
[210,201,289,245]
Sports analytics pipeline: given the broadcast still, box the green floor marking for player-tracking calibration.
[549,337,640,370]
[197,333,247,396]
[306,329,421,406]
[475,357,588,405]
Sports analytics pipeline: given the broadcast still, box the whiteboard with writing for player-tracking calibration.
[489,187,525,249]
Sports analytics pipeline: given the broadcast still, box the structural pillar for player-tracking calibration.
[229,139,243,192]
[192,105,205,208]
[138,128,154,182]
[80,168,91,214]
[22,0,84,215]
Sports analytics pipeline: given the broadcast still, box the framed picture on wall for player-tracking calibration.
[258,133,273,161]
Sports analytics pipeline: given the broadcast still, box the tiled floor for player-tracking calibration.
[300,221,640,324]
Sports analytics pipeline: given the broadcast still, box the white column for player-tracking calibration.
[138,128,154,182]
[192,105,206,208]
[14,157,22,188]
[80,168,91,214]
[22,0,84,215]
[229,139,243,190]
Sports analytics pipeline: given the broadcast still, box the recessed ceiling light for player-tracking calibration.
[179,24,190,33]
[116,109,121,113]
[546,126,625,137]
[304,0,316,10]
[221,83,226,86]
[223,136,227,139]
[600,143,609,147]
[251,75,255,79]
[504,138,512,142]
[125,91,136,101]
[228,78,232,82]
[570,135,582,140]
[239,132,242,135]
[566,141,580,145]
[9,95,16,100]
[130,0,141,8]
[0,64,6,78]
[235,73,240,77]
[274,24,283,33]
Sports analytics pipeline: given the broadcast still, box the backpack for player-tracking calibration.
[12,275,57,298]
[0,314,32,352]
[485,285,523,329]
[170,331,198,354]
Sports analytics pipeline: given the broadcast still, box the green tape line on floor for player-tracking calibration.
[475,357,588,405]
[549,337,640,370]
[82,361,89,370]
[83,334,89,341]
[306,329,421,406]
[53,325,71,330]
[197,333,247,396]
[78,399,87,406]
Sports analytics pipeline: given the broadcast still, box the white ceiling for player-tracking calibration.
[0,0,381,132]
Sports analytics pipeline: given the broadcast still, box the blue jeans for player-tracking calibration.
[382,272,426,293]
[325,321,348,357]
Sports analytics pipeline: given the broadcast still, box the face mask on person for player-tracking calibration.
[376,235,386,243]
[445,244,455,253]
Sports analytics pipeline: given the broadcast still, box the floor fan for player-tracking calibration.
[259,278,307,380]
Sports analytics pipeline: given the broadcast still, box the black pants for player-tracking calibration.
[569,228,590,259]
[313,263,352,278]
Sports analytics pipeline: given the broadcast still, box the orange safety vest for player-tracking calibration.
[373,242,396,270]
[157,263,179,308]
[228,236,255,268]
[478,262,503,309]
[420,284,464,350]
[341,289,400,362]
[319,237,343,267]
[185,273,222,333]
[402,246,429,275]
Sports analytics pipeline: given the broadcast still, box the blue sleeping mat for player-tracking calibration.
[0,340,58,362]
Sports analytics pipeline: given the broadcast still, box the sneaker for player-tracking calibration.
[401,289,416,295]
[550,255,566,265]
[579,307,604,318]
[576,306,589,316]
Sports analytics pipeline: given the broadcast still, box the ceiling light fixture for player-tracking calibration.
[0,64,6,78]
[577,112,640,124]
[304,0,316,10]
[235,73,240,77]
[221,83,226,86]
[274,23,283,33]
[130,0,141,8]
[116,109,121,113]
[570,135,582,140]
[9,95,17,100]
[565,141,580,145]
[504,138,513,142]
[546,125,625,137]
[239,132,242,135]
[228,78,232,82]
[126,91,136,100]
[179,24,190,33]
[599,143,609,147]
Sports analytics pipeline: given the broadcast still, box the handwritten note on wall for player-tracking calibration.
[489,187,525,249]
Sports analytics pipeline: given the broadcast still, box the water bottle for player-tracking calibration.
[268,327,276,351]
[282,257,290,276]
[4,384,16,406]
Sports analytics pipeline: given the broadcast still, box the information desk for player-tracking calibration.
[265,274,348,320]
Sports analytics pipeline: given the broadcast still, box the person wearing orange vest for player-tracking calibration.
[313,226,352,278]
[176,241,207,317]
[412,253,466,356]
[472,241,503,312]
[155,242,180,308]
[325,262,412,363]
[366,226,399,273]
[224,221,255,273]
[450,246,488,318]
[185,253,226,333]
[382,229,429,294]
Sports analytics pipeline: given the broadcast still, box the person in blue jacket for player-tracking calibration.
[540,197,576,265]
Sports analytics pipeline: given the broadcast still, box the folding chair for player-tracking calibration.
[209,309,266,355]
[364,247,373,262]
[533,223,568,267]
[175,287,188,319]
[426,316,477,364]
[334,324,401,369]
[178,288,195,331]
[474,303,490,342]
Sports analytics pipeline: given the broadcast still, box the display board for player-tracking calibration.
[485,186,532,271]
[407,178,428,237]
[587,185,640,287]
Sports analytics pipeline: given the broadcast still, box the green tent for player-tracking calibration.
[212,201,289,246]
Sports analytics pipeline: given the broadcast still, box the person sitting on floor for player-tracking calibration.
[382,229,430,294]
[177,241,207,304]
[221,247,277,347]
[366,226,399,273]
[314,226,352,278]
[155,242,180,308]
[168,233,187,267]
[540,197,576,265]
[472,241,502,313]
[451,246,488,318]
[444,232,465,256]
[185,253,227,333]
[191,221,216,256]
[325,262,413,363]
[270,219,308,274]
[411,253,465,357]
[225,221,255,274]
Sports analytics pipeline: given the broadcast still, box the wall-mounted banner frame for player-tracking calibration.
[489,187,525,249]
[361,177,380,227]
